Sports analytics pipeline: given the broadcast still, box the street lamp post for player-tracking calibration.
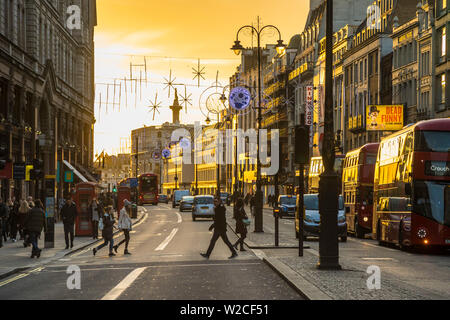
[231,23,286,233]
[317,0,341,270]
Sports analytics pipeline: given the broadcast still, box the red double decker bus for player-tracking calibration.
[138,173,158,205]
[373,119,450,249]
[342,143,379,238]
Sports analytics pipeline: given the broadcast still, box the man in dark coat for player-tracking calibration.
[60,197,77,249]
[93,206,116,257]
[0,197,9,248]
[201,198,237,259]
[24,200,46,258]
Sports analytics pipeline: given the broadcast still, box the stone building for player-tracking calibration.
[0,0,97,201]
[342,0,418,152]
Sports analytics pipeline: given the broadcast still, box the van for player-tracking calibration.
[172,190,190,208]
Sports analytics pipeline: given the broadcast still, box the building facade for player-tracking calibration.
[0,0,97,202]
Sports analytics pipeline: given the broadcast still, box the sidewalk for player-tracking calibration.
[226,205,447,300]
[0,207,147,280]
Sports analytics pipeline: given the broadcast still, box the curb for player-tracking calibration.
[0,208,148,280]
[262,256,333,300]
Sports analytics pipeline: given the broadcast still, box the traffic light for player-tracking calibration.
[295,125,310,165]
[0,143,8,170]
[30,158,44,180]
[112,185,117,193]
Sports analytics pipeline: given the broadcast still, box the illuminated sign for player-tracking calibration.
[366,105,404,131]
[425,161,450,177]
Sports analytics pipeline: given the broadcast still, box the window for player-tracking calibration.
[441,27,447,58]
[440,74,446,104]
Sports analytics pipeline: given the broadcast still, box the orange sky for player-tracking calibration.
[94,0,310,155]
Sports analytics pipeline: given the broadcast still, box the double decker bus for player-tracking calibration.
[308,155,345,194]
[373,119,450,249]
[342,143,379,238]
[138,173,158,205]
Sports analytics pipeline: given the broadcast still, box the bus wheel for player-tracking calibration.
[355,219,365,239]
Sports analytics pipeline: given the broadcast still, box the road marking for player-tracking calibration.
[0,267,45,288]
[101,267,147,300]
[155,228,178,251]
[362,257,395,261]
[175,211,182,223]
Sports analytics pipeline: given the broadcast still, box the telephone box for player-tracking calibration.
[117,186,132,218]
[75,182,98,236]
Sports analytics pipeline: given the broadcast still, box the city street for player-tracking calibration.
[0,204,303,300]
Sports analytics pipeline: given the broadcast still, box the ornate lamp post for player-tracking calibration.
[231,23,286,233]
[317,0,341,270]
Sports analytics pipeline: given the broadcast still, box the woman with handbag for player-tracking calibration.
[233,198,249,252]
[114,199,133,255]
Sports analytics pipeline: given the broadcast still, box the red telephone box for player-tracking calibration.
[75,182,98,236]
[117,186,131,218]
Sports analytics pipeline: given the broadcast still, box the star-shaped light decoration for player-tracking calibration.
[148,93,162,120]
[192,58,206,87]
[180,86,193,113]
[163,70,177,98]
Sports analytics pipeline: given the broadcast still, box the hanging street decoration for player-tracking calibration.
[229,87,251,111]
[192,58,206,88]
[163,69,177,98]
[148,93,162,120]
[180,85,193,113]
[162,148,171,159]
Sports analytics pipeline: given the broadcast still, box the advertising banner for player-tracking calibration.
[366,105,404,131]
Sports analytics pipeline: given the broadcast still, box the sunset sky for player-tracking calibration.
[94,0,310,155]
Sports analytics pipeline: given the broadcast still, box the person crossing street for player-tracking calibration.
[93,206,116,257]
[200,197,238,260]
[114,199,133,255]
[24,200,46,258]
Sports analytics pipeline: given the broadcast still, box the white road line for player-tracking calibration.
[155,228,178,251]
[101,267,147,300]
[175,211,182,223]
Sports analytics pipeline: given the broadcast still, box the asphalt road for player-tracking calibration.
[0,204,303,300]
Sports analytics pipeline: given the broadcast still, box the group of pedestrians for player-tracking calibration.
[0,195,47,258]
[93,199,133,257]
[200,196,249,259]
[0,193,134,259]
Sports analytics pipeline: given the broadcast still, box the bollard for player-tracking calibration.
[131,204,137,219]
[274,208,280,247]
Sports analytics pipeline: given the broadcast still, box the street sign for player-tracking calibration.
[129,178,138,188]
[306,86,314,147]
[13,163,26,180]
[152,151,161,160]
[64,171,74,183]
[162,148,171,159]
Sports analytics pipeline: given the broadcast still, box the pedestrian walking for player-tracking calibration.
[26,196,34,208]
[24,200,46,258]
[89,198,103,239]
[114,199,133,255]
[18,200,30,243]
[232,198,248,252]
[249,194,255,217]
[200,197,238,259]
[60,197,77,249]
[0,197,9,248]
[93,206,116,257]
[8,198,19,242]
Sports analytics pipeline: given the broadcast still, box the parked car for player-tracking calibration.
[295,194,347,242]
[172,190,190,208]
[220,192,231,206]
[192,195,215,221]
[179,196,194,212]
[158,194,169,204]
[273,195,297,218]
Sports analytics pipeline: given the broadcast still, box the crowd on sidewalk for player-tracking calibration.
[0,192,133,260]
